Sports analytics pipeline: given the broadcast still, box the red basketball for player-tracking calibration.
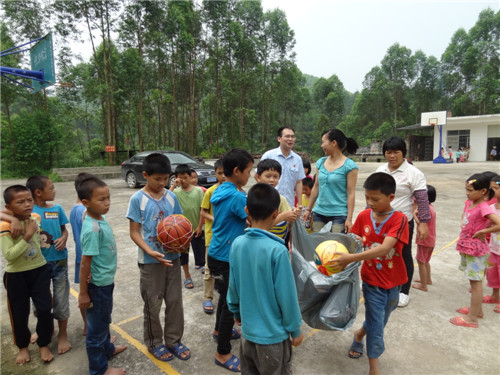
[157,214,193,253]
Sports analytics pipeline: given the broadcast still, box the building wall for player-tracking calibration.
[432,114,500,162]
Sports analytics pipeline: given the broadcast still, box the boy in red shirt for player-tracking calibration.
[332,172,409,375]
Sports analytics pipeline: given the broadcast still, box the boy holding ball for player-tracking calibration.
[331,172,409,375]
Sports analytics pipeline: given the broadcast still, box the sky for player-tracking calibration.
[261,0,499,92]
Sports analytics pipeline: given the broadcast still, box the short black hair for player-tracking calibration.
[492,175,500,185]
[77,176,108,201]
[214,159,223,171]
[143,153,171,175]
[222,148,254,177]
[256,159,282,176]
[302,177,314,189]
[363,172,396,196]
[247,183,280,221]
[482,171,498,182]
[74,173,97,191]
[467,173,494,200]
[26,175,50,195]
[426,185,436,203]
[302,158,311,175]
[174,164,191,176]
[382,136,407,157]
[3,185,31,205]
[277,126,295,138]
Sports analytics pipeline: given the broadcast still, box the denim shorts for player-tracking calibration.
[47,259,70,321]
[312,213,346,233]
[362,282,400,359]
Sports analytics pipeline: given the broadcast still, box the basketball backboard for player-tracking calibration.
[30,32,55,92]
[421,111,447,127]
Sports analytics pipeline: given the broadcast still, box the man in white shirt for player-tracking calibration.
[260,127,305,207]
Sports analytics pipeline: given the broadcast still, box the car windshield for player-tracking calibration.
[166,153,196,164]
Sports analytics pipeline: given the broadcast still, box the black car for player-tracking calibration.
[121,150,217,189]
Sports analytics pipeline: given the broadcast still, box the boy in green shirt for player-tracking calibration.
[171,163,205,289]
[1,185,54,364]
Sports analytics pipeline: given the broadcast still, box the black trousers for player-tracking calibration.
[207,255,233,355]
[4,264,53,348]
[400,219,415,295]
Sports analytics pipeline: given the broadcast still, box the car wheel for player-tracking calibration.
[126,172,139,188]
[168,174,176,189]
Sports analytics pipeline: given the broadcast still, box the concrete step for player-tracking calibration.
[52,166,121,182]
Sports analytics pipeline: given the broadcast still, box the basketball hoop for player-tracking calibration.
[430,122,436,127]
[54,82,74,87]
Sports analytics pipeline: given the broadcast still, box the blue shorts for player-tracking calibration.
[312,213,346,233]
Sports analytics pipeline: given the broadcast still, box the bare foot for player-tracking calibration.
[110,336,116,344]
[113,345,127,356]
[30,332,38,344]
[104,368,126,375]
[412,283,428,292]
[16,347,30,364]
[414,279,432,285]
[57,336,72,355]
[39,346,54,363]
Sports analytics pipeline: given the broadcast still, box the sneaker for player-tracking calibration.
[398,293,410,307]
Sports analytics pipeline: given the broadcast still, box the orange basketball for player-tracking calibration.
[157,214,193,253]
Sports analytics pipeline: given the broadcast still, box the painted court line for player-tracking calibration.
[69,287,180,375]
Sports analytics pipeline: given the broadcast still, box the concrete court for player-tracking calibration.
[1,160,499,375]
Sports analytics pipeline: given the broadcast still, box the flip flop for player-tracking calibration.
[148,345,173,362]
[494,304,500,314]
[348,337,364,359]
[168,342,191,360]
[203,300,214,314]
[212,328,241,340]
[482,295,500,304]
[456,307,483,318]
[214,354,240,372]
[449,316,478,328]
[184,278,194,289]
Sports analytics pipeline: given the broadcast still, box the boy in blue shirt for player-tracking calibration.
[228,183,303,374]
[208,148,254,372]
[127,153,190,362]
[77,176,127,375]
[26,175,71,355]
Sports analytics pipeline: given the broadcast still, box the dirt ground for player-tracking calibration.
[1,160,499,375]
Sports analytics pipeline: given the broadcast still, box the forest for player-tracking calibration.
[1,0,499,177]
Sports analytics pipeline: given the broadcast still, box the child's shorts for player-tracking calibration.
[416,245,433,263]
[486,252,500,289]
[459,253,488,281]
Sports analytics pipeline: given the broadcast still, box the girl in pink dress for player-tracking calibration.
[412,185,437,292]
[484,175,500,313]
[451,174,500,328]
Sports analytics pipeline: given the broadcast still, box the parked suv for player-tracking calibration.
[121,150,217,188]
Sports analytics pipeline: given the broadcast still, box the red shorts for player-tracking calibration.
[416,245,434,263]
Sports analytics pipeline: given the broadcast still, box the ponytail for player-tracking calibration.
[323,129,359,155]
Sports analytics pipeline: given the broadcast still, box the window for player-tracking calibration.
[446,130,470,150]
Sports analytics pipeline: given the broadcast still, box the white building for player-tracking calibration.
[433,114,500,162]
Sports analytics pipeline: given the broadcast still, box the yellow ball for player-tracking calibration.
[314,240,349,276]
